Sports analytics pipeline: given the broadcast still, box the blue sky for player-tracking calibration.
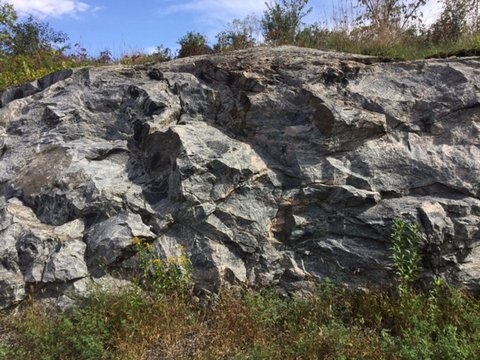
[8,0,442,58]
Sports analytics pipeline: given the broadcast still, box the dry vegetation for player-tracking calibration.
[1,222,480,359]
[1,280,479,359]
[1,1,480,358]
[1,0,480,89]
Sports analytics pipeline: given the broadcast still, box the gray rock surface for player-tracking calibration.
[0,46,479,307]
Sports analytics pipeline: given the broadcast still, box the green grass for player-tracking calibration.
[0,51,76,90]
[0,281,479,360]
[2,29,480,92]
[0,48,171,91]
[1,230,477,360]
[308,29,480,61]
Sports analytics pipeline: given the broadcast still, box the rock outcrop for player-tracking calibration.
[0,46,479,308]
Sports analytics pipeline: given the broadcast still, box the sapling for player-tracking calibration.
[391,218,423,293]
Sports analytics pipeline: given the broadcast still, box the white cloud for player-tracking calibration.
[9,0,91,18]
[159,0,267,44]
[161,0,444,29]
[160,0,266,22]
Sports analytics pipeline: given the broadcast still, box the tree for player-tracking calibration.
[294,24,330,49]
[177,31,211,58]
[472,0,480,31]
[0,1,17,54]
[430,0,469,44]
[0,1,68,56]
[355,0,427,41]
[214,15,259,52]
[430,0,480,44]
[9,16,69,56]
[0,1,74,89]
[261,0,312,45]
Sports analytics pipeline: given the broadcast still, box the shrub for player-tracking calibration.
[1,277,479,359]
[214,15,259,52]
[177,31,211,58]
[355,0,427,44]
[429,0,474,44]
[133,237,193,297]
[261,0,312,45]
[0,50,77,90]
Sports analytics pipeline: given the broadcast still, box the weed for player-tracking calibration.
[0,278,478,359]
[391,218,423,292]
[133,237,193,297]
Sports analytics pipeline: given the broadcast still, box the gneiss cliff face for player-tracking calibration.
[0,46,479,308]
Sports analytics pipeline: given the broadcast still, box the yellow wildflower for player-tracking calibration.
[178,254,190,266]
[131,236,143,246]
[153,258,163,266]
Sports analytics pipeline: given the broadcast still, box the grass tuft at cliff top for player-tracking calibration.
[2,0,480,91]
[2,31,480,93]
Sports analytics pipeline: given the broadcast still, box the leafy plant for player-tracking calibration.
[391,218,423,289]
[214,15,260,52]
[0,50,77,90]
[1,277,479,359]
[261,0,312,45]
[0,341,17,358]
[0,1,68,57]
[150,45,173,62]
[177,31,211,58]
[429,0,478,44]
[133,237,193,297]
[96,49,113,65]
[8,16,69,56]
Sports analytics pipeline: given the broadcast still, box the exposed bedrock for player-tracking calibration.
[0,46,479,307]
